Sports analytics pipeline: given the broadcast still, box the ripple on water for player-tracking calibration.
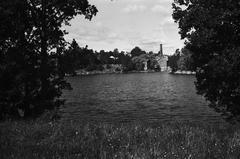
[61,73,225,124]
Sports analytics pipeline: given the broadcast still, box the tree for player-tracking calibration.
[0,0,97,119]
[131,54,148,71]
[173,0,240,120]
[168,49,180,72]
[99,50,110,64]
[118,53,134,72]
[59,39,80,75]
[177,48,195,71]
[148,54,159,70]
[130,46,145,57]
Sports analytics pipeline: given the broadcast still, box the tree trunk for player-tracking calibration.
[40,0,48,98]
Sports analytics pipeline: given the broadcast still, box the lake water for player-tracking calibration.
[61,72,225,124]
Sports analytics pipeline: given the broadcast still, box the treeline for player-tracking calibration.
[60,39,161,75]
[60,39,196,75]
[168,47,195,72]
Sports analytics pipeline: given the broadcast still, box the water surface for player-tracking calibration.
[61,73,224,124]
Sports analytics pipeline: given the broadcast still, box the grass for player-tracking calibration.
[1,114,240,159]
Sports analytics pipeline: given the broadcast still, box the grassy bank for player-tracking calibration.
[1,117,240,159]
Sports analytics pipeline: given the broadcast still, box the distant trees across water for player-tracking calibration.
[58,39,196,76]
[168,48,195,72]
[59,39,161,75]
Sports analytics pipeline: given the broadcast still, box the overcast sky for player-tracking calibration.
[64,0,185,55]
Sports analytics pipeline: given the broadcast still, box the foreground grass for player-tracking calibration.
[1,116,240,159]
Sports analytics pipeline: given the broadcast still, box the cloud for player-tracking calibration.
[123,5,146,12]
[138,36,166,52]
[155,0,172,4]
[64,0,184,53]
[114,0,144,3]
[114,0,170,4]
[151,5,170,14]
[64,19,124,46]
[77,28,122,43]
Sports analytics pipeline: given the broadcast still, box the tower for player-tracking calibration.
[159,44,163,56]
[156,44,168,72]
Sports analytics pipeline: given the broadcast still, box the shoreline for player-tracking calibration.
[171,70,196,75]
[69,69,159,76]
[66,70,196,77]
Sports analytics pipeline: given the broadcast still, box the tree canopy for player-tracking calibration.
[0,0,97,119]
[173,0,240,120]
[130,46,146,57]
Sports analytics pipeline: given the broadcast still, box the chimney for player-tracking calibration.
[160,44,163,56]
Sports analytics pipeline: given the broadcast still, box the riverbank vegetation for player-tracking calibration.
[60,39,161,76]
[61,39,197,76]
[173,0,240,120]
[168,47,195,73]
[1,114,240,159]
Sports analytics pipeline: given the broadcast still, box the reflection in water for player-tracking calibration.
[61,72,224,124]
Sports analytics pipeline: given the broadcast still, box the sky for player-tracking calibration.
[64,0,185,55]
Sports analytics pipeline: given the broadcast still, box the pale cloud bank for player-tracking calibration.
[123,4,146,12]
[151,5,170,14]
[64,0,184,55]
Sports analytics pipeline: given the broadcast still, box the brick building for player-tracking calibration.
[156,44,169,72]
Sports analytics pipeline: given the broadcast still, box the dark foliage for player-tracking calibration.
[0,0,97,119]
[61,41,139,72]
[173,0,240,119]
[130,46,146,57]
[60,42,163,73]
[178,48,195,71]
[168,49,181,72]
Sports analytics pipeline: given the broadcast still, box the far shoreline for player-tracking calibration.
[66,69,158,76]
[65,69,196,77]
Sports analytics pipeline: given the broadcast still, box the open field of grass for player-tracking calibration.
[1,114,240,159]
